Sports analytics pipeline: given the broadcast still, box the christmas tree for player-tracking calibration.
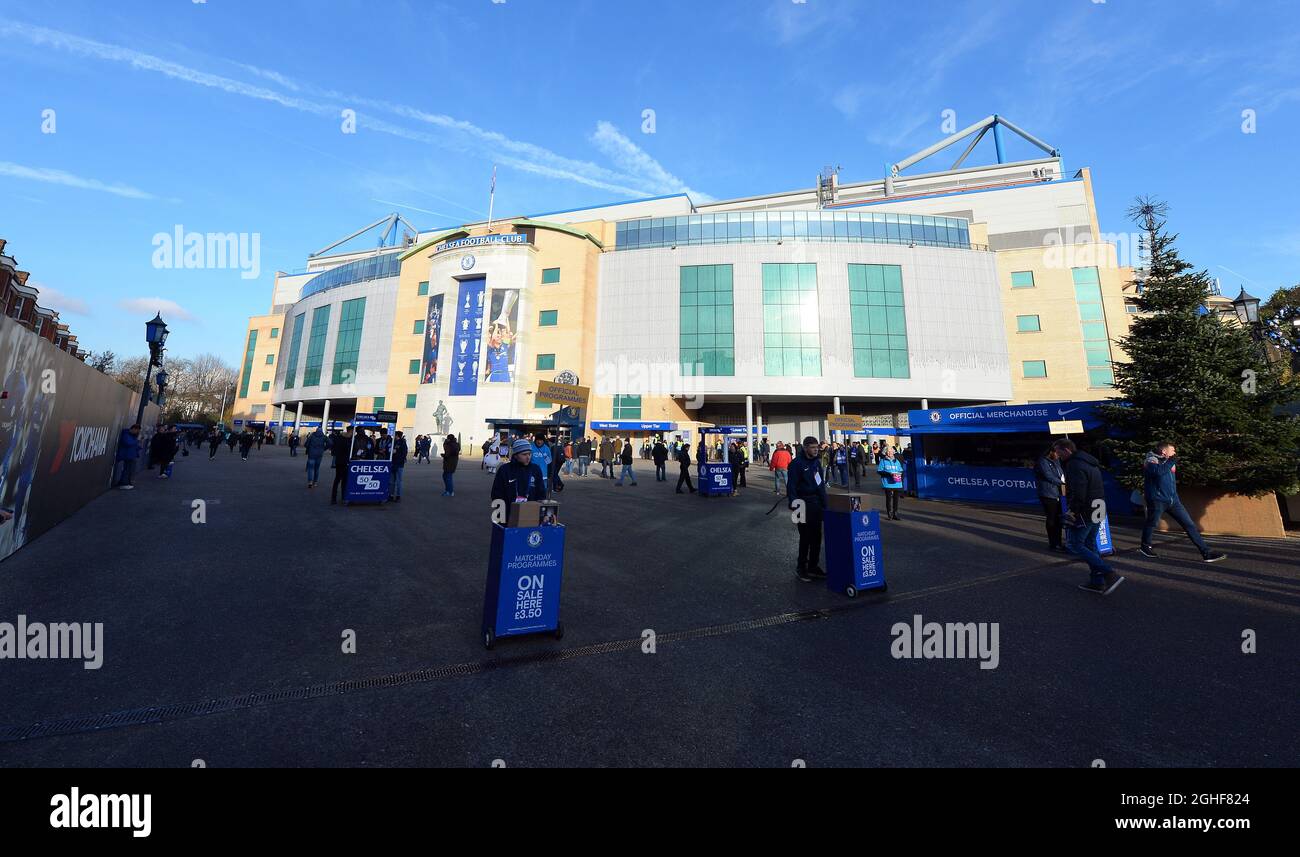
[1098,199,1300,497]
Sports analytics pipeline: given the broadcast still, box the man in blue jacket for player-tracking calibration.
[113,424,141,490]
[787,436,829,582]
[304,428,328,488]
[1139,442,1227,562]
[530,433,553,492]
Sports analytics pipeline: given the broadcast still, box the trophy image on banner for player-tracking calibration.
[484,290,518,383]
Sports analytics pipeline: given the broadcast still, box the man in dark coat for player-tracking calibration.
[652,438,669,482]
[787,436,829,582]
[1054,439,1124,595]
[491,438,547,503]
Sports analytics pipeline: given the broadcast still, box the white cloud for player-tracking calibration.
[118,297,195,322]
[589,122,712,201]
[0,160,155,199]
[30,283,90,316]
[0,21,707,201]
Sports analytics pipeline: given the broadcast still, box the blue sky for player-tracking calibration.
[2,0,1297,366]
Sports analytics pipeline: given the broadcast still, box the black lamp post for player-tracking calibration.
[134,313,169,426]
[1231,287,1261,327]
[155,369,169,423]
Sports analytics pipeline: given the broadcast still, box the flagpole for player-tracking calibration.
[486,165,497,232]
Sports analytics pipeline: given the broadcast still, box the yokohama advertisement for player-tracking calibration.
[0,315,136,562]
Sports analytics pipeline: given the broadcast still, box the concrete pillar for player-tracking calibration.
[745,396,753,467]
[833,396,841,443]
[322,399,331,433]
[277,404,286,442]
[921,398,929,410]
[294,401,303,435]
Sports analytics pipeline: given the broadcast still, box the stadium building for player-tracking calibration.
[233,116,1140,447]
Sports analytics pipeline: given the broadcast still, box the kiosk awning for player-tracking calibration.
[906,401,1110,435]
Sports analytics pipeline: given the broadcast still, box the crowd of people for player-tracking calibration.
[113,418,1229,599]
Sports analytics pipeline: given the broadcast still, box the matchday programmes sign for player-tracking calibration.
[433,234,528,255]
[449,278,486,397]
[535,380,590,408]
[827,413,865,432]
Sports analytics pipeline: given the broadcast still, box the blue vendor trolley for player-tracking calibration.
[482,523,567,649]
[823,509,889,598]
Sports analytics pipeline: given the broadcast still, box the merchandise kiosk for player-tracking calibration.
[343,410,397,505]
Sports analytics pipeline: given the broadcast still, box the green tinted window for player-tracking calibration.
[405,394,417,409]
[762,263,820,376]
[302,306,331,387]
[331,297,366,385]
[613,394,642,419]
[283,312,306,390]
[1022,360,1048,378]
[536,353,556,370]
[680,265,735,376]
[1016,315,1041,332]
[541,268,561,284]
[239,329,258,398]
[413,319,425,335]
[1011,271,1035,288]
[848,264,907,378]
[539,310,558,326]
[417,281,429,296]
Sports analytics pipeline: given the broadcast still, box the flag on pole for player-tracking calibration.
[486,164,497,230]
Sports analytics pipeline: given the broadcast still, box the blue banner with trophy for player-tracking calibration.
[449,277,485,397]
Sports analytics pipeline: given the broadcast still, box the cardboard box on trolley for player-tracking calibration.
[506,500,561,528]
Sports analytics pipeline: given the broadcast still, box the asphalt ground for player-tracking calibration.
[0,443,1296,767]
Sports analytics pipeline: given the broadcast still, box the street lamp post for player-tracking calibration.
[155,369,169,425]
[134,313,169,427]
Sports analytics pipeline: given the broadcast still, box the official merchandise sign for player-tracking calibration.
[535,380,590,409]
[449,278,486,397]
[908,401,1107,434]
[827,414,865,433]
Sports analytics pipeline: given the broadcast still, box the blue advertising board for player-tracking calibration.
[907,401,1108,434]
[483,524,565,647]
[824,509,887,597]
[590,421,675,432]
[345,460,391,504]
[449,277,486,397]
[914,463,1039,504]
[698,462,734,496]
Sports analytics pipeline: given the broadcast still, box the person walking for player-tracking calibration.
[255,430,264,451]
[238,430,254,461]
[330,426,354,505]
[491,438,548,504]
[728,441,746,494]
[615,439,637,486]
[287,432,299,457]
[441,434,460,496]
[1139,442,1227,562]
[770,441,792,494]
[788,436,829,582]
[652,437,668,482]
[389,431,408,501]
[304,427,328,488]
[675,442,696,494]
[1054,439,1125,595]
[576,437,590,477]
[207,428,221,460]
[598,436,613,479]
[833,441,849,487]
[113,424,142,489]
[1035,446,1067,552]
[154,425,178,478]
[877,445,905,520]
[226,431,238,454]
